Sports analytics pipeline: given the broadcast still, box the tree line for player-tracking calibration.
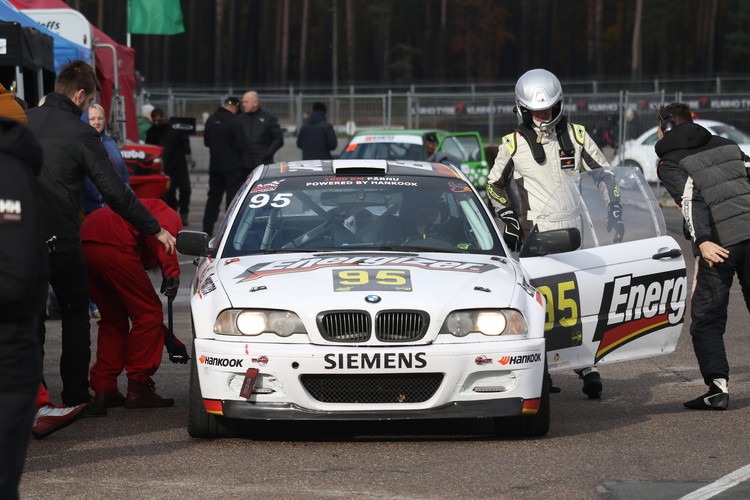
[68,0,750,90]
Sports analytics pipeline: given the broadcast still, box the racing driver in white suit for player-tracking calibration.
[486,68,624,399]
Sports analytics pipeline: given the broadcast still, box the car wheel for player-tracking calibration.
[622,160,642,174]
[187,341,234,438]
[618,160,643,189]
[493,365,550,438]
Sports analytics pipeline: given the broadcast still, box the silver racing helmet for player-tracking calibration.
[514,68,564,132]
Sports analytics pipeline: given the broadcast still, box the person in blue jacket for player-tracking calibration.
[80,103,130,215]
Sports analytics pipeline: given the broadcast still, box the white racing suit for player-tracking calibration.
[486,117,620,398]
[487,118,619,239]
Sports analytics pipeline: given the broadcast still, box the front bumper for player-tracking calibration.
[194,337,545,420]
[219,398,523,420]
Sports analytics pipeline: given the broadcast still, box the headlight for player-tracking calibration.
[214,309,307,337]
[439,309,527,337]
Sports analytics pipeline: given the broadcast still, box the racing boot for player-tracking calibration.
[548,373,562,394]
[684,378,729,411]
[124,378,174,409]
[576,366,603,399]
[94,389,126,408]
[32,403,88,439]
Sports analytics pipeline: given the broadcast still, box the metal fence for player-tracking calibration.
[142,87,750,149]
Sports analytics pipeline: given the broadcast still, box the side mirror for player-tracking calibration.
[176,230,209,256]
[519,227,581,258]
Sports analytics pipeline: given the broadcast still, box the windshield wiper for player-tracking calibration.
[378,245,468,254]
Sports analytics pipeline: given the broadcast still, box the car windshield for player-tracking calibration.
[710,124,750,144]
[340,134,426,161]
[221,175,503,257]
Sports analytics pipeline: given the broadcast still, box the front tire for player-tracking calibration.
[493,365,550,438]
[187,343,234,438]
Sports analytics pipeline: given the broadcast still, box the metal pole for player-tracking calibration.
[407,91,412,129]
[488,97,494,145]
[94,43,124,144]
[15,66,24,101]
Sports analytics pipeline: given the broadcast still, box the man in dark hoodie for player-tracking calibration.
[202,96,247,236]
[297,101,337,160]
[26,60,175,416]
[655,102,750,411]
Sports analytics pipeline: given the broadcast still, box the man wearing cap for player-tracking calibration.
[139,103,155,143]
[25,60,175,416]
[202,97,248,236]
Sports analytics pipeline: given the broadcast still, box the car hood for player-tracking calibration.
[209,251,520,341]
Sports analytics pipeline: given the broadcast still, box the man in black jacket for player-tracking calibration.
[239,91,284,176]
[26,60,175,414]
[655,102,750,411]
[297,101,337,160]
[146,107,193,226]
[202,96,247,236]
[0,99,47,497]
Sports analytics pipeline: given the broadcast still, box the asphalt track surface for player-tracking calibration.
[19,175,750,500]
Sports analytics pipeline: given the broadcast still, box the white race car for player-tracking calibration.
[177,160,687,438]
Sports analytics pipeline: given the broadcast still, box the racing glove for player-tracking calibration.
[497,208,523,252]
[607,201,625,243]
[165,334,189,364]
[160,275,180,298]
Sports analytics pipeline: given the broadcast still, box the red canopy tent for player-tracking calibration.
[9,0,139,143]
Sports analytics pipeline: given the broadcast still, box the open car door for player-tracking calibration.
[438,132,488,186]
[518,167,687,373]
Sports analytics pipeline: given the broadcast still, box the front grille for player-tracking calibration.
[375,311,428,342]
[301,373,443,404]
[318,311,371,342]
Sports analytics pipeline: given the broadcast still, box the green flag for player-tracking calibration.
[128,0,185,35]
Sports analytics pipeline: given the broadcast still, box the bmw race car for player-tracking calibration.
[177,159,687,438]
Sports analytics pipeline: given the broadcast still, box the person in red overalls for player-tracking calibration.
[81,199,188,408]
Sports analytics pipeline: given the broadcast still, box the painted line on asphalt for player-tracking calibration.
[678,463,750,500]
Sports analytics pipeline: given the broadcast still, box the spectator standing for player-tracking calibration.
[296,101,337,160]
[80,103,130,215]
[138,103,154,143]
[25,60,175,415]
[202,96,247,236]
[238,91,284,176]
[82,199,188,409]
[486,69,623,399]
[146,107,192,226]
[0,87,47,496]
[655,102,750,410]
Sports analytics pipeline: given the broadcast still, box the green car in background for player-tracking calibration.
[339,129,489,187]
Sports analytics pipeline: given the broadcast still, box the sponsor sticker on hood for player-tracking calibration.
[235,254,499,283]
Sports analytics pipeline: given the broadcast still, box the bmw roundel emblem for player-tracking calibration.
[365,295,381,303]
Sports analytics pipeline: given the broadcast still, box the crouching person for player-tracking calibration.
[81,199,187,408]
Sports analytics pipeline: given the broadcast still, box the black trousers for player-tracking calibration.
[44,248,92,406]
[690,239,750,385]
[202,169,242,235]
[0,390,37,500]
[0,309,42,500]
[164,165,192,215]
